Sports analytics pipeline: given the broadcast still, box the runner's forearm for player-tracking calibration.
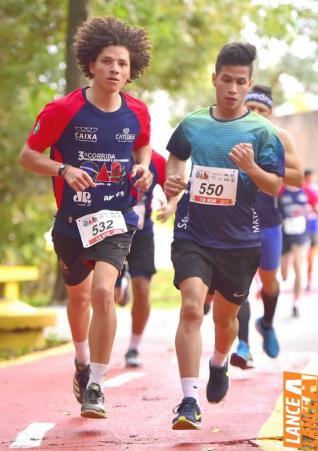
[132,144,152,168]
[19,144,62,176]
[247,164,282,196]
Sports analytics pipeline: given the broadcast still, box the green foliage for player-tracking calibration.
[1,0,318,297]
[91,0,318,113]
[114,268,180,309]
[45,332,69,347]
[0,0,66,265]
[92,0,258,96]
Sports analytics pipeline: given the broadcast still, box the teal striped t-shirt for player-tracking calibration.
[167,108,285,248]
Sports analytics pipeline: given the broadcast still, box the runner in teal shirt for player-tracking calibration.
[165,42,284,431]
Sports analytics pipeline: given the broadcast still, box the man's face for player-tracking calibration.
[89,45,131,93]
[212,66,252,114]
[245,100,272,118]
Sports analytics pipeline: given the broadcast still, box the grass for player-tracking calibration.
[0,269,179,361]
[23,293,51,307]
[149,268,180,309]
[0,333,68,362]
[22,268,181,309]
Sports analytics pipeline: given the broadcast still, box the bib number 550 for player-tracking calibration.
[199,183,223,196]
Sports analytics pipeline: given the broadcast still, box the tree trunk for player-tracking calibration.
[51,0,89,303]
[65,0,89,93]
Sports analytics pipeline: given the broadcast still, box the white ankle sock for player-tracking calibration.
[210,349,228,367]
[74,339,90,365]
[128,333,142,351]
[181,377,200,403]
[88,362,108,389]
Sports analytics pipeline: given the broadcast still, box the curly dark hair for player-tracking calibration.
[215,42,257,76]
[74,16,151,80]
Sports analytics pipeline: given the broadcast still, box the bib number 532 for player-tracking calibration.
[76,210,127,247]
[92,220,113,236]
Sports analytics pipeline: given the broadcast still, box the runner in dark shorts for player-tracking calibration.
[165,43,285,430]
[19,16,152,420]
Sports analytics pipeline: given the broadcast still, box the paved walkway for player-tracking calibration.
[0,275,317,450]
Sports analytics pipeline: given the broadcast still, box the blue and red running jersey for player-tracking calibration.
[27,87,151,238]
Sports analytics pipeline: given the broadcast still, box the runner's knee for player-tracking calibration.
[91,285,114,312]
[213,312,237,330]
[262,279,279,296]
[180,298,204,323]
[68,291,90,311]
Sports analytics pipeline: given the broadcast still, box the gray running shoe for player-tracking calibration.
[125,348,142,368]
[81,383,107,419]
[73,360,90,404]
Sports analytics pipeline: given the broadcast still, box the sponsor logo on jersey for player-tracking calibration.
[79,161,126,184]
[73,191,92,206]
[252,207,260,233]
[75,126,98,142]
[115,127,136,143]
[104,191,125,202]
[177,215,189,230]
[78,151,116,162]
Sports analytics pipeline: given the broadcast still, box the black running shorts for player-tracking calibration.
[281,233,308,255]
[115,232,155,287]
[52,225,136,286]
[127,232,156,279]
[171,238,260,305]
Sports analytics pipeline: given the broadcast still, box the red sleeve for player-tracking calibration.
[27,89,85,152]
[303,185,318,207]
[152,150,167,188]
[123,93,151,150]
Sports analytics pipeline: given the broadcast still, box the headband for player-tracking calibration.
[245,91,273,109]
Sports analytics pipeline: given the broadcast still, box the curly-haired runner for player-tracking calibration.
[19,16,152,419]
[74,16,151,81]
